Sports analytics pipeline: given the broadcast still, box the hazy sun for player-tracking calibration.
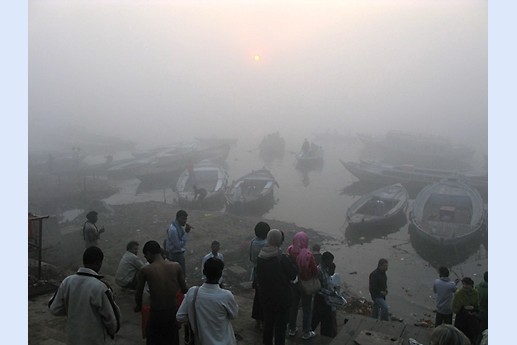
[254,55,261,62]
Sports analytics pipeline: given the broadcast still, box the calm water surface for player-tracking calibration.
[225,135,488,321]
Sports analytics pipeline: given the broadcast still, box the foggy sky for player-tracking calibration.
[28,0,487,151]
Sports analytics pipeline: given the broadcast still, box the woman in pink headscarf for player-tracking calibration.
[287,231,318,340]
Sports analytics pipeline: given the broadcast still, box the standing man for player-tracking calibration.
[452,277,480,344]
[83,210,105,248]
[201,240,224,283]
[165,210,192,273]
[433,266,458,326]
[49,246,120,345]
[477,271,488,332]
[115,241,144,290]
[369,258,389,321]
[177,258,239,345]
[135,240,188,345]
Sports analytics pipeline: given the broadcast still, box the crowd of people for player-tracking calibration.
[48,208,488,345]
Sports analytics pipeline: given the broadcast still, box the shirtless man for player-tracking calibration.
[135,240,188,345]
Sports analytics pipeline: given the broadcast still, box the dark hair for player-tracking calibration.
[377,258,388,267]
[254,221,270,240]
[143,240,162,255]
[176,210,188,219]
[312,243,321,252]
[86,210,98,221]
[483,271,487,282]
[211,240,220,246]
[438,266,450,278]
[127,241,139,251]
[204,257,224,281]
[321,251,334,264]
[83,246,104,265]
[461,277,474,286]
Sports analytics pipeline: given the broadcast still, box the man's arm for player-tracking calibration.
[176,291,189,323]
[100,289,120,338]
[134,269,146,312]
[224,292,239,320]
[48,283,66,316]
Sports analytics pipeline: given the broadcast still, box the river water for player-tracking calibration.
[104,134,488,323]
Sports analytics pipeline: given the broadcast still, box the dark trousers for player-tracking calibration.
[262,306,289,345]
[435,312,453,326]
[147,309,179,345]
[454,310,480,345]
[251,283,263,321]
[312,294,337,337]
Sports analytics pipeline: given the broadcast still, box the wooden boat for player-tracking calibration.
[132,142,231,189]
[341,160,487,198]
[408,178,486,246]
[175,160,229,210]
[346,183,409,227]
[357,130,475,168]
[296,144,324,167]
[225,169,278,214]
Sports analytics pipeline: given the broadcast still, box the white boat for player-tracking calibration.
[408,178,486,246]
[175,160,229,210]
[225,169,278,214]
[347,183,409,228]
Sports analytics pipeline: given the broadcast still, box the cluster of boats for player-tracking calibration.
[343,130,487,247]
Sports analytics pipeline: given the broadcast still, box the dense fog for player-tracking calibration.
[29,0,487,153]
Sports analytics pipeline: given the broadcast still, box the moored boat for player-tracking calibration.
[346,183,409,228]
[341,160,487,199]
[225,169,278,214]
[175,160,229,210]
[408,178,486,246]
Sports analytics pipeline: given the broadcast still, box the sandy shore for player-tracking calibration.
[29,201,367,344]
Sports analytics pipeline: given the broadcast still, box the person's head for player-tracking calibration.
[266,229,283,247]
[292,231,309,250]
[83,246,104,273]
[461,277,474,291]
[321,251,335,266]
[142,240,162,263]
[86,210,98,223]
[430,324,470,345]
[211,240,220,255]
[312,243,321,253]
[328,262,336,275]
[438,266,450,278]
[176,210,188,226]
[203,257,224,283]
[126,241,139,255]
[377,258,388,272]
[254,221,270,240]
[483,271,487,283]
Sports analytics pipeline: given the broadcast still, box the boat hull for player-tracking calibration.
[346,183,409,228]
[408,178,486,246]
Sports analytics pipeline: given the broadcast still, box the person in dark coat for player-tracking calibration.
[249,221,270,329]
[369,258,389,321]
[256,229,298,345]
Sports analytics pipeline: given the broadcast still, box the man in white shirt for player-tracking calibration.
[201,240,224,283]
[177,258,238,345]
[115,241,144,289]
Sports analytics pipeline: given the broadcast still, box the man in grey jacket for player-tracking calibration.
[49,246,120,345]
